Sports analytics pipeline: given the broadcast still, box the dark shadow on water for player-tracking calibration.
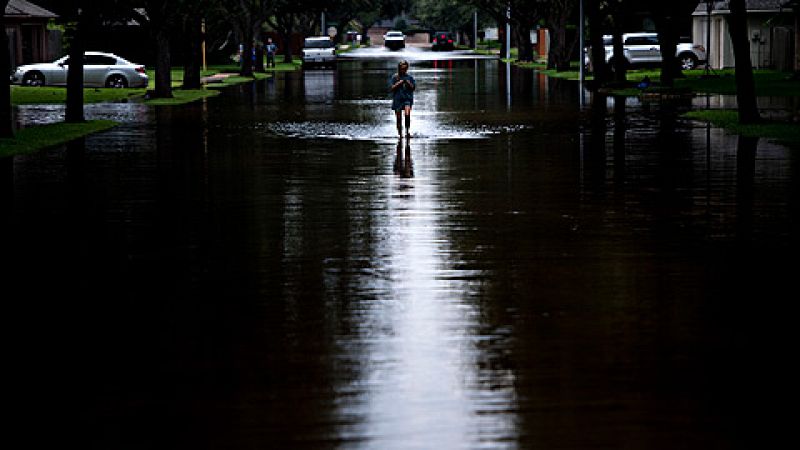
[736,135,759,244]
[612,95,627,183]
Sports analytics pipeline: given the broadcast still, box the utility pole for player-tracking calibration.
[201,19,207,72]
[505,4,511,60]
[579,0,585,84]
[706,0,712,70]
[473,11,478,49]
[579,0,585,106]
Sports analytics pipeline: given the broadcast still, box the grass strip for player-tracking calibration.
[11,86,143,105]
[143,88,221,105]
[0,120,118,158]
[683,110,800,143]
[206,72,271,88]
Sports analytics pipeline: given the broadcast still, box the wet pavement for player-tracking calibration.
[5,50,799,449]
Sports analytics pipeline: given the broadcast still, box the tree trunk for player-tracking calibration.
[587,0,608,85]
[154,28,173,98]
[65,20,85,123]
[611,30,627,84]
[656,17,681,87]
[547,18,569,70]
[514,25,532,61]
[280,28,293,63]
[254,35,265,73]
[239,38,254,76]
[728,0,760,123]
[0,1,14,138]
[182,15,202,90]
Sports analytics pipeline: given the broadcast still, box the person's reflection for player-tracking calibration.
[393,138,413,178]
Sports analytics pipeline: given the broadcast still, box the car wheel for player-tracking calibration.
[679,53,698,70]
[105,75,128,88]
[23,71,45,87]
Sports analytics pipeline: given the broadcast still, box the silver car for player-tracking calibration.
[586,33,707,71]
[11,51,149,88]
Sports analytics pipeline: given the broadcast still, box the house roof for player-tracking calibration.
[4,0,57,18]
[693,0,795,14]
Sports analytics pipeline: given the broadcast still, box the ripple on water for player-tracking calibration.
[265,120,530,142]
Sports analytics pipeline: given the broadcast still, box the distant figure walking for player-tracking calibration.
[265,38,277,68]
[389,60,416,137]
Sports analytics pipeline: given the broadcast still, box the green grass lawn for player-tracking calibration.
[529,64,799,98]
[11,86,143,104]
[4,62,305,156]
[0,120,118,158]
[683,110,800,143]
[11,62,303,106]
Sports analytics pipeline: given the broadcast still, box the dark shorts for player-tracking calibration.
[392,99,413,111]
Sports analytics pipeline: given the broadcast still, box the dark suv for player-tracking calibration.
[431,31,455,51]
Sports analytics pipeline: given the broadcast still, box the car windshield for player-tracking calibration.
[386,32,403,37]
[304,39,333,48]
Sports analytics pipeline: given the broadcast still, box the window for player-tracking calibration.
[304,39,333,49]
[84,55,116,65]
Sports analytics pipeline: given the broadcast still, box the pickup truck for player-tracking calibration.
[302,36,337,69]
[383,31,405,50]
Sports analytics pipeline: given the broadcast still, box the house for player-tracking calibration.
[784,0,800,70]
[4,0,58,68]
[368,17,429,46]
[692,0,795,70]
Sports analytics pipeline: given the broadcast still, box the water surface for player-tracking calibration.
[5,56,798,449]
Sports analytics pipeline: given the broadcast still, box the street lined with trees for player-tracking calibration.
[1,0,782,142]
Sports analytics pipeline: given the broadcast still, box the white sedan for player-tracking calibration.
[11,51,149,88]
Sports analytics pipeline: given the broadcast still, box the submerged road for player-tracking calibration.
[5,50,799,449]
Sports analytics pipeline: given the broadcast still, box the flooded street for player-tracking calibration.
[5,54,798,449]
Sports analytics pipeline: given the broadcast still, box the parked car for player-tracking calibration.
[431,31,455,51]
[383,30,405,50]
[586,32,706,70]
[302,36,337,69]
[11,51,149,88]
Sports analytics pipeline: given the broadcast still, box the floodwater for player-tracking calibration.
[5,52,799,449]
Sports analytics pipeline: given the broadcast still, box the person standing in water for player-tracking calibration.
[389,60,416,137]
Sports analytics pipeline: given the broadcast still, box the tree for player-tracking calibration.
[652,1,700,86]
[180,6,207,89]
[472,0,510,57]
[127,1,185,98]
[539,0,578,71]
[511,1,543,62]
[727,0,760,123]
[216,0,273,76]
[586,0,609,85]
[65,7,86,123]
[605,0,631,84]
[413,0,478,37]
[266,0,327,65]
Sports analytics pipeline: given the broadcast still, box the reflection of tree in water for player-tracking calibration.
[736,135,759,242]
